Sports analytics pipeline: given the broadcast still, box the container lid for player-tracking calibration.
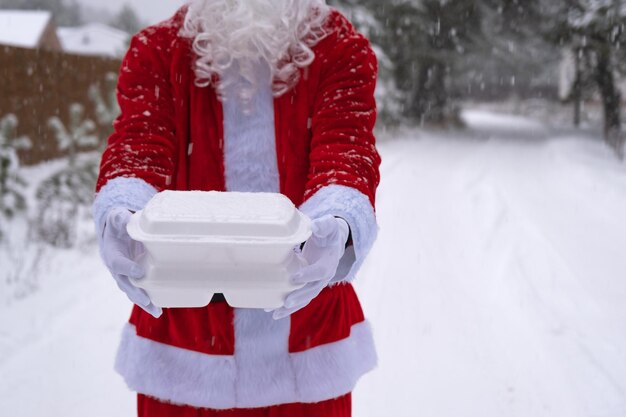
[128,190,311,243]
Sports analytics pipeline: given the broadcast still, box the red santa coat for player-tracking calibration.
[93,6,380,410]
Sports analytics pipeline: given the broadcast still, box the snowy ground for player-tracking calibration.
[2,110,626,416]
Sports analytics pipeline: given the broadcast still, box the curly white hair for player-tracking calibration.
[180,0,331,102]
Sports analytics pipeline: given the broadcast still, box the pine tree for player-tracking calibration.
[47,103,98,168]
[466,0,559,99]
[88,72,121,132]
[539,0,625,155]
[109,3,143,35]
[36,104,99,247]
[382,0,484,124]
[0,115,31,241]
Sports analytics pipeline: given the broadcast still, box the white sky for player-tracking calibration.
[77,0,186,25]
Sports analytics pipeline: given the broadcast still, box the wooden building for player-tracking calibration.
[0,10,62,51]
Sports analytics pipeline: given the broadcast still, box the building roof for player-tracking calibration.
[57,23,129,58]
[0,10,52,48]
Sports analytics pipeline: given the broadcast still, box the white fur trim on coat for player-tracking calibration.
[114,320,377,409]
[92,176,157,236]
[299,185,378,283]
[232,309,295,408]
[222,61,280,194]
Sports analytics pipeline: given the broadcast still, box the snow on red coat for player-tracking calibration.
[93,5,381,410]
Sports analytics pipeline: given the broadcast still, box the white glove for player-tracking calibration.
[272,215,350,320]
[99,207,162,318]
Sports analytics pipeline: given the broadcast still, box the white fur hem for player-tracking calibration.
[92,177,158,236]
[114,320,377,409]
[299,185,378,283]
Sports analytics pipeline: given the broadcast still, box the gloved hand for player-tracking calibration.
[99,207,162,318]
[272,214,350,320]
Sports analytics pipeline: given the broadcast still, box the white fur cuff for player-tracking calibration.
[299,185,378,282]
[92,177,158,236]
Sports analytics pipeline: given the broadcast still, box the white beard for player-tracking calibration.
[181,0,330,102]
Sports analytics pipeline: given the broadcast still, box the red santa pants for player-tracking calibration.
[138,393,351,417]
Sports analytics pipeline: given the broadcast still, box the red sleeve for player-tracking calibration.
[304,11,381,208]
[95,26,178,193]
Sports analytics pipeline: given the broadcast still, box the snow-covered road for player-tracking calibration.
[2,111,626,416]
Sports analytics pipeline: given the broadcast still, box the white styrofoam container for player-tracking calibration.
[126,190,312,309]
